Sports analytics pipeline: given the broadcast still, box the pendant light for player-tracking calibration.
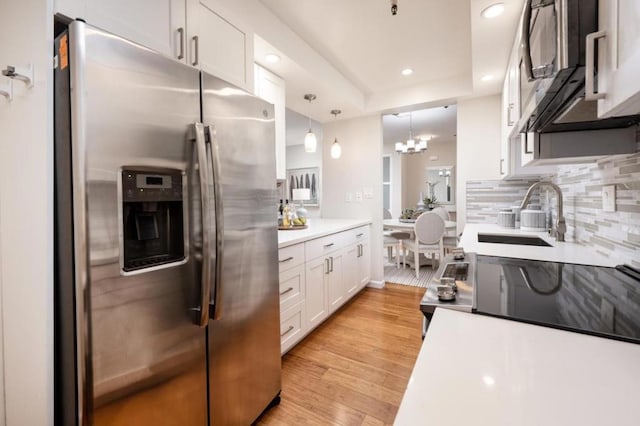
[330,109,342,159]
[303,94,317,153]
[395,111,428,154]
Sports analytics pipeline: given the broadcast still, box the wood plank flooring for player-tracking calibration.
[257,284,425,426]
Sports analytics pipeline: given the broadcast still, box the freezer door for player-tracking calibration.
[65,22,208,425]
[201,72,281,425]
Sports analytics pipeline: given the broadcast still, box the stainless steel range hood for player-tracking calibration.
[526,125,638,165]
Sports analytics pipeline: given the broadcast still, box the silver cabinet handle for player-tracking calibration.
[280,325,294,337]
[206,125,224,320]
[500,158,505,175]
[356,233,364,237]
[359,244,363,257]
[325,258,330,274]
[192,35,199,66]
[192,123,212,327]
[507,103,514,126]
[177,27,185,60]
[524,133,533,154]
[280,287,294,296]
[324,243,334,248]
[329,256,334,272]
[279,256,294,263]
[585,30,607,101]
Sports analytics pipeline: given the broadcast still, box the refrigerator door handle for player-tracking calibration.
[206,124,225,320]
[193,122,212,327]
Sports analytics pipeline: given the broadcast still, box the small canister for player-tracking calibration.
[497,209,516,228]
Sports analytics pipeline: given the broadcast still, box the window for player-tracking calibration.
[382,155,391,212]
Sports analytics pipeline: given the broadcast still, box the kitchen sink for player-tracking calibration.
[477,233,552,247]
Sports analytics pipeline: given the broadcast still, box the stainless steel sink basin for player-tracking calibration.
[477,233,552,247]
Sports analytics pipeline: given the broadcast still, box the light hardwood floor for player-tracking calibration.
[257,283,425,426]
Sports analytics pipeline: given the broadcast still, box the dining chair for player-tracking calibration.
[402,212,445,279]
[383,235,401,268]
[383,208,410,264]
[432,206,458,252]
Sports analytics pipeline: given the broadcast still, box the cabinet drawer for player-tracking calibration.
[280,301,305,354]
[278,243,304,273]
[305,232,345,261]
[279,264,305,311]
[345,225,370,246]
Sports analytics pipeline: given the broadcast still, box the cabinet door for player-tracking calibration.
[85,0,186,61]
[358,241,371,290]
[254,65,286,180]
[327,251,345,314]
[342,244,359,301]
[187,0,253,90]
[596,0,640,117]
[305,256,329,328]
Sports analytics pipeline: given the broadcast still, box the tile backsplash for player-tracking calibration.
[467,128,640,268]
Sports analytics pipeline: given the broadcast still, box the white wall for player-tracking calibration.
[322,115,384,284]
[0,0,54,424]
[456,95,502,232]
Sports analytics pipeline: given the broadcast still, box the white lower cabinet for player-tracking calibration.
[278,224,371,354]
[305,256,329,328]
[279,301,305,354]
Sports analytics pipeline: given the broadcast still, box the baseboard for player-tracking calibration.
[367,280,385,289]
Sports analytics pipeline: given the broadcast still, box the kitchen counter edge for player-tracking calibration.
[277,218,372,249]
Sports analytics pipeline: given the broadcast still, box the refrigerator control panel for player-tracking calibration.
[121,168,186,272]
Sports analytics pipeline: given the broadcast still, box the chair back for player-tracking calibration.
[383,208,392,219]
[413,212,445,245]
[432,206,450,221]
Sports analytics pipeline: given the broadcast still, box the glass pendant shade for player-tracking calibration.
[406,139,415,149]
[395,142,403,152]
[418,139,428,150]
[330,138,342,159]
[304,129,317,153]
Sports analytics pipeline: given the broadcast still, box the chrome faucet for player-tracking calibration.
[519,181,566,242]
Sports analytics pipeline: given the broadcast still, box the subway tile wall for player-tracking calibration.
[467,128,640,268]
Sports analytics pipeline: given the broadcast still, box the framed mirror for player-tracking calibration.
[425,165,455,204]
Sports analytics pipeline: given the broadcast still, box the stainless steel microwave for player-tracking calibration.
[517,0,639,132]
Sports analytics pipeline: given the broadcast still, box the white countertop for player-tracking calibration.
[277,218,372,248]
[395,309,640,426]
[460,223,616,267]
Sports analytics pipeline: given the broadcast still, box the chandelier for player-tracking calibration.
[395,111,428,154]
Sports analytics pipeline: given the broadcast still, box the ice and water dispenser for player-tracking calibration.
[121,169,185,272]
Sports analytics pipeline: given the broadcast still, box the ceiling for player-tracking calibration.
[382,105,457,145]
[247,0,524,122]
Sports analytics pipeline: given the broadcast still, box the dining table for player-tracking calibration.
[383,218,457,269]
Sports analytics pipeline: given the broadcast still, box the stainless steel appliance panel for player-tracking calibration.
[202,73,281,425]
[70,22,208,424]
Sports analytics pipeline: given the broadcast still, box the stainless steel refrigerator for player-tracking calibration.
[54,21,281,425]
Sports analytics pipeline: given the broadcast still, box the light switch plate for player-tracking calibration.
[345,192,352,203]
[355,191,363,202]
[363,187,373,199]
[602,185,616,212]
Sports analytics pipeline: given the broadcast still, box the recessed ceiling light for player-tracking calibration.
[481,74,494,81]
[481,3,505,19]
[265,53,280,63]
[401,68,413,76]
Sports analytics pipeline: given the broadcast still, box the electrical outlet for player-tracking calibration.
[345,192,352,203]
[355,191,363,202]
[602,185,616,212]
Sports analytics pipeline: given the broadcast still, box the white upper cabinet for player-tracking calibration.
[254,64,286,180]
[84,0,187,62]
[592,0,640,117]
[186,0,254,91]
